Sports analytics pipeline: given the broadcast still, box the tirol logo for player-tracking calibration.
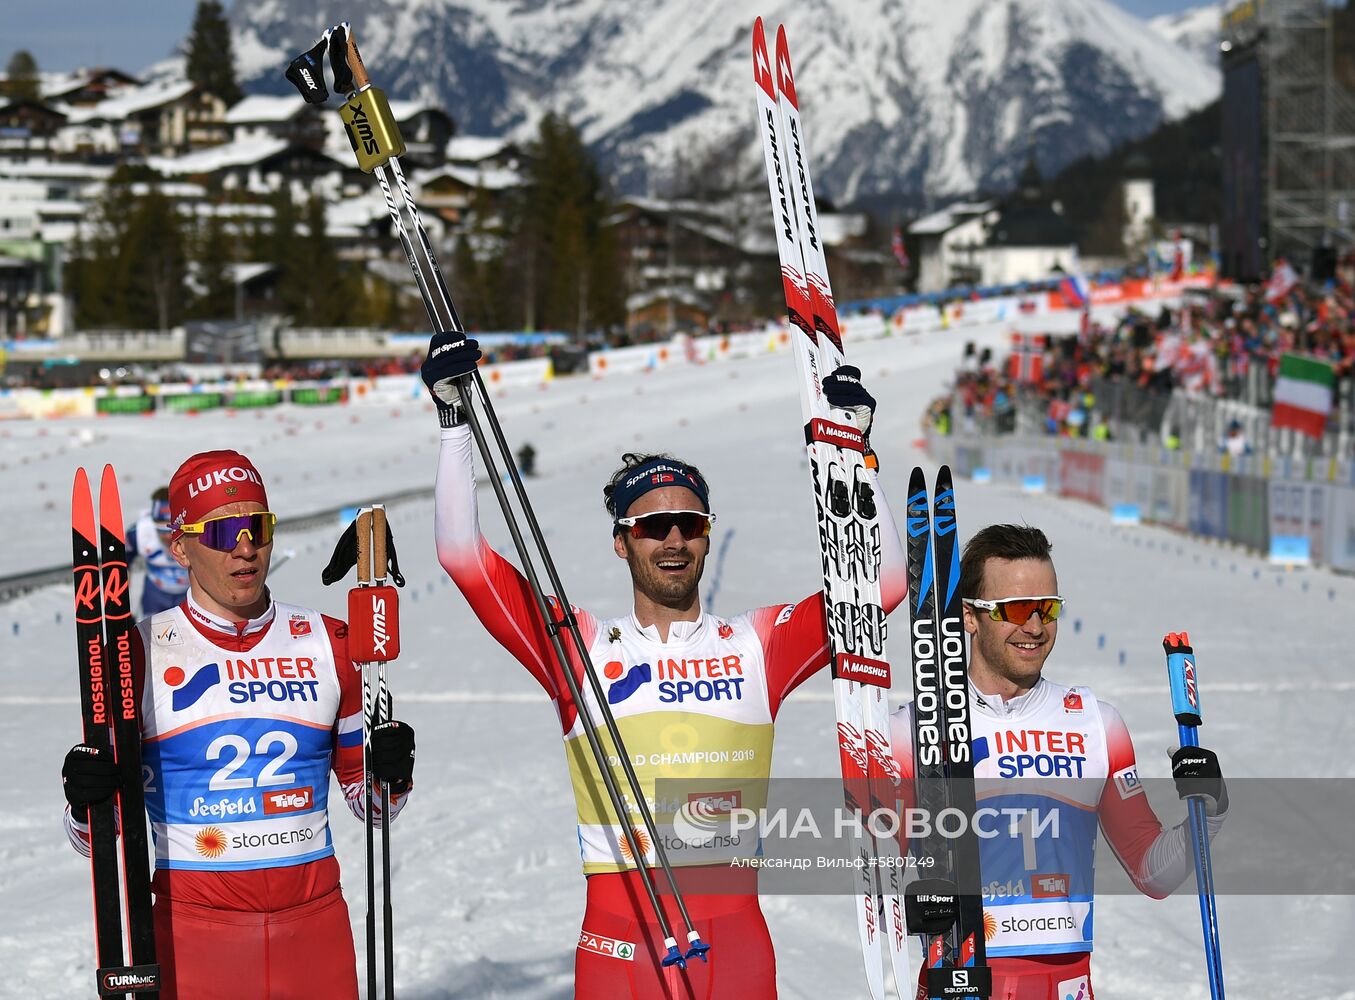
[1033,873,1071,898]
[263,786,314,815]
[604,661,651,704]
[167,662,221,711]
[289,615,311,637]
[1063,691,1083,713]
[717,621,733,640]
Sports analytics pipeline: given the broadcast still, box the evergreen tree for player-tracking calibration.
[4,50,40,102]
[511,113,623,336]
[188,211,236,320]
[67,170,190,329]
[186,1,243,106]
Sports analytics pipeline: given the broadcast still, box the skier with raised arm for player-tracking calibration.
[424,335,907,998]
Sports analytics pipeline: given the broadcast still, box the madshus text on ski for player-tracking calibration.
[55,15,1230,1000]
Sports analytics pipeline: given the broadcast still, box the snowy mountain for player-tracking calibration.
[1148,3,1223,72]
[225,0,1221,205]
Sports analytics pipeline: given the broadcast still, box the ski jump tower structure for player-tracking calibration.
[1221,0,1355,281]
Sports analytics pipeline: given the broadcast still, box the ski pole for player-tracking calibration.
[373,506,396,1000]
[286,23,709,965]
[1163,632,1225,1000]
[348,506,402,998]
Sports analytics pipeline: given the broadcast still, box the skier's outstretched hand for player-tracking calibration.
[1171,745,1228,817]
[421,334,481,426]
[370,720,416,794]
[61,744,120,818]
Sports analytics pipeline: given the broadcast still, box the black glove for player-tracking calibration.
[420,334,481,428]
[62,744,120,817]
[1171,745,1228,816]
[822,365,876,443]
[320,518,406,588]
[370,720,415,794]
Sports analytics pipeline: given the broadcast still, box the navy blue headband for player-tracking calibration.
[611,458,710,526]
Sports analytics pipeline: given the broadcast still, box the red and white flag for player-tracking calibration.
[891,227,910,272]
[1265,258,1299,304]
[1008,332,1046,384]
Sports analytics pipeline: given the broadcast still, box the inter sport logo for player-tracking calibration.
[167,662,222,711]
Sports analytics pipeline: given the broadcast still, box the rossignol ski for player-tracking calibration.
[753,19,908,998]
[287,20,709,968]
[72,466,160,998]
[903,466,990,999]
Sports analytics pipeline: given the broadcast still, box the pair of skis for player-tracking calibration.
[904,468,991,999]
[753,20,912,999]
[71,466,160,997]
[286,21,710,968]
[755,23,991,996]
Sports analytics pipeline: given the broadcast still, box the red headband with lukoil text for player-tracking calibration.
[168,450,269,540]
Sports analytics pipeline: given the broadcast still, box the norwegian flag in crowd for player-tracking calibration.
[1265,257,1299,304]
[891,227,910,272]
[1059,271,1090,308]
[1170,231,1185,281]
[1008,332,1046,384]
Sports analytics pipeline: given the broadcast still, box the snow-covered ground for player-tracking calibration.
[2,315,1349,998]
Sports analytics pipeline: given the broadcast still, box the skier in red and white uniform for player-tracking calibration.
[60,449,417,1000]
[890,524,1228,1000]
[423,335,907,999]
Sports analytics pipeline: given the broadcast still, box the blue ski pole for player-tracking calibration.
[1163,632,1225,1000]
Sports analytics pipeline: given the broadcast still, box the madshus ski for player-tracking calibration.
[904,466,990,999]
[753,19,909,999]
[72,466,159,998]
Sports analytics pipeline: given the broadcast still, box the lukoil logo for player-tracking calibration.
[167,662,221,711]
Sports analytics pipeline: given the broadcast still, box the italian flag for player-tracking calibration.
[1272,353,1335,438]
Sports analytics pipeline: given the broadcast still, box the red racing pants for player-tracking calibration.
[153,884,359,999]
[916,952,1094,1000]
[575,869,776,999]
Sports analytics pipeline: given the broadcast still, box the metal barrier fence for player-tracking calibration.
[927,429,1355,572]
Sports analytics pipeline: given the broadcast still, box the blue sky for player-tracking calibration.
[1,0,1210,75]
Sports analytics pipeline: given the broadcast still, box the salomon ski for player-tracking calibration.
[903,466,990,999]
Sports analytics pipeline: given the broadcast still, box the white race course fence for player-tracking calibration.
[929,429,1355,572]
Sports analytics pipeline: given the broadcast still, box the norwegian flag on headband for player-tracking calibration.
[1008,332,1046,384]
[892,227,910,272]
